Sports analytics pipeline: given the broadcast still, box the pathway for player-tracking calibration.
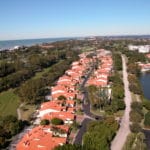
[111,55,132,150]
[17,103,24,120]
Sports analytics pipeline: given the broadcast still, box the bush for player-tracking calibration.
[40,119,50,125]
[143,100,150,110]
[130,110,143,123]
[58,95,67,100]
[144,111,150,128]
[51,118,64,125]
[130,123,141,133]
[131,102,142,111]
[117,100,125,110]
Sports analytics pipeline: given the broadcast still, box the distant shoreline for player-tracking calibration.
[0,37,78,50]
[0,35,150,51]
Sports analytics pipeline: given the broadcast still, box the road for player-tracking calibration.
[73,118,92,144]
[81,64,102,119]
[74,63,102,144]
[111,55,131,150]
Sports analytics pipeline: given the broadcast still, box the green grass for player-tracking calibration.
[20,103,36,121]
[91,108,105,116]
[0,89,20,117]
[33,67,52,79]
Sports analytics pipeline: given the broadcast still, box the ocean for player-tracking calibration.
[0,37,77,50]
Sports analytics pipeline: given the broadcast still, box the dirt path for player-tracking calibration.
[111,55,131,150]
[17,103,24,120]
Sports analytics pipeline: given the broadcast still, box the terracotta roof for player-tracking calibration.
[16,126,67,150]
[43,111,75,121]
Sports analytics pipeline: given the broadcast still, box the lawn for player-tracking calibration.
[20,103,37,121]
[91,108,105,116]
[0,89,20,117]
[33,67,51,79]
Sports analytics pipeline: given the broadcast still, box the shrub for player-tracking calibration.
[40,119,50,125]
[130,123,141,133]
[143,100,150,111]
[117,100,125,110]
[130,110,143,123]
[51,118,64,125]
[131,102,142,111]
[144,111,150,128]
[58,95,67,100]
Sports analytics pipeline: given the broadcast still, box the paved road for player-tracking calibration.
[81,64,102,119]
[111,55,131,150]
[74,63,102,144]
[73,118,92,144]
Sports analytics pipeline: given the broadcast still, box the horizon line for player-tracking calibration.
[1,34,150,42]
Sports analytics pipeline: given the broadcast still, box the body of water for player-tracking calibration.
[140,73,150,100]
[0,37,77,50]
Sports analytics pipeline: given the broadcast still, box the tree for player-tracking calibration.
[18,78,44,104]
[83,118,118,150]
[51,118,64,125]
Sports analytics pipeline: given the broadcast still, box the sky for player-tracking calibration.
[0,0,150,40]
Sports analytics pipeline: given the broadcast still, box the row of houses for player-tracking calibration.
[16,51,94,150]
[86,49,113,87]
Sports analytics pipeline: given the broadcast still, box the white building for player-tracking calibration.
[128,45,150,53]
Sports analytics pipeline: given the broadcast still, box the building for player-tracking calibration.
[128,45,150,53]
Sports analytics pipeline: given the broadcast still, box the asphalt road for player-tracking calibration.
[73,118,92,144]
[74,63,102,144]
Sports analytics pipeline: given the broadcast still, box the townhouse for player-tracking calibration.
[87,51,113,87]
[17,51,93,150]
[16,126,68,150]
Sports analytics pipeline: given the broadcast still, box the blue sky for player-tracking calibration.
[0,0,150,40]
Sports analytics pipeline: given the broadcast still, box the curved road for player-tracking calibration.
[111,55,131,150]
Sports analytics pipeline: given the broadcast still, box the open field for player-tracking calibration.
[0,89,19,117]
